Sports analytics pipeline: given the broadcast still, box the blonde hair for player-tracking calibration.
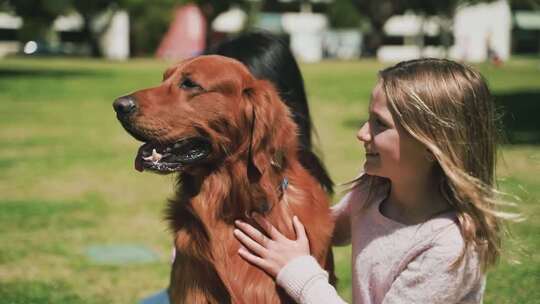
[366,58,518,271]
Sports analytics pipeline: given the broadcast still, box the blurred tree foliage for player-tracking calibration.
[123,0,177,56]
[510,0,540,9]
[326,0,364,29]
[180,0,249,49]
[126,0,249,55]
[0,0,247,57]
[71,0,124,57]
[351,0,397,56]
[128,0,250,55]
[350,0,526,56]
[1,0,537,57]
[0,0,70,43]
[0,0,126,56]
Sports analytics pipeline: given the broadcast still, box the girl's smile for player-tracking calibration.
[357,81,432,183]
[364,151,379,161]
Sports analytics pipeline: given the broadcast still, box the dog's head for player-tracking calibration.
[113,55,296,179]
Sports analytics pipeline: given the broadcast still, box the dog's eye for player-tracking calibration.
[180,78,202,90]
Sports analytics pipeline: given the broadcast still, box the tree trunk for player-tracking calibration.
[18,17,56,46]
[416,14,426,58]
[440,17,453,58]
[204,17,213,51]
[81,14,102,58]
[364,22,385,57]
[244,1,262,31]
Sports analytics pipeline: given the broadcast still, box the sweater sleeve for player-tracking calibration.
[383,232,485,304]
[276,255,348,304]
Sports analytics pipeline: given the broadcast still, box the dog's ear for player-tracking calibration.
[243,94,262,184]
[240,80,297,215]
[242,79,295,154]
[241,87,267,214]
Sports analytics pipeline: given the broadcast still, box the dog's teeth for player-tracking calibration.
[143,148,163,162]
[151,149,163,161]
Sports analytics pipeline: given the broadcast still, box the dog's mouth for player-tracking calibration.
[134,137,212,173]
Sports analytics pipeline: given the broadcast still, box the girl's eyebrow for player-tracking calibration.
[369,108,381,119]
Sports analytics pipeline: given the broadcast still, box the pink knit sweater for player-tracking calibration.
[276,181,485,304]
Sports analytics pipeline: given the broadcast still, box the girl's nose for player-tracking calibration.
[357,122,371,142]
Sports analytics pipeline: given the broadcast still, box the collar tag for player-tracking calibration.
[281,177,289,191]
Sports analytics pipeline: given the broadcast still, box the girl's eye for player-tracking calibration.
[179,78,202,90]
[375,118,386,128]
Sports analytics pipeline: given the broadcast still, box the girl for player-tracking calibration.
[234,58,508,303]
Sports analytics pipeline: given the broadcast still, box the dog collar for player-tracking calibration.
[277,176,289,202]
[281,177,289,191]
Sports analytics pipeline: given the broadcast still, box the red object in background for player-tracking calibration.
[156,4,206,60]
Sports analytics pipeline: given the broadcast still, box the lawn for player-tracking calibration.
[0,57,538,303]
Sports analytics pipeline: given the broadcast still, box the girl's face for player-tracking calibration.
[357,82,432,182]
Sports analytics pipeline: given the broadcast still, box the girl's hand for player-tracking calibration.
[233,214,310,277]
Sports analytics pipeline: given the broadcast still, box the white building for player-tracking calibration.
[377,0,512,63]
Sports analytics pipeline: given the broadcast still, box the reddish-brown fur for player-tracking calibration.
[123,55,334,303]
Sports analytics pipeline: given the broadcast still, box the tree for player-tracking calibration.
[0,0,124,56]
[404,0,499,55]
[400,0,462,56]
[71,0,124,57]
[510,0,540,9]
[121,0,177,56]
[118,0,250,56]
[1,0,70,44]
[351,0,402,56]
[180,0,249,49]
[351,0,513,56]
[326,0,364,29]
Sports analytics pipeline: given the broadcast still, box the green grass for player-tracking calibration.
[1,57,539,303]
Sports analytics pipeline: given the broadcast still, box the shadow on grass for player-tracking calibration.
[0,68,109,79]
[340,90,540,145]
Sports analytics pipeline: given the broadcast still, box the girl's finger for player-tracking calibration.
[238,247,271,272]
[293,216,308,241]
[235,220,271,246]
[234,229,267,256]
[253,213,285,241]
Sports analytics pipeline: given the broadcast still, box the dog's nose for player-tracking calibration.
[113,96,137,116]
